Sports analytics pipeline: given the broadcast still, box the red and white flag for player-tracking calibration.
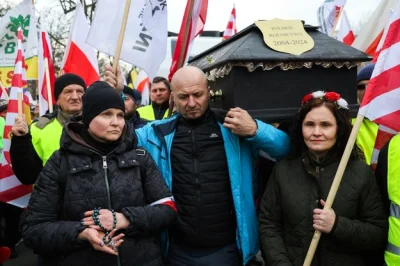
[134,69,150,106]
[168,0,208,80]
[61,1,99,87]
[359,2,400,166]
[352,0,398,56]
[0,83,8,100]
[317,0,346,35]
[0,28,33,208]
[38,28,56,116]
[336,10,354,45]
[372,8,396,62]
[222,5,237,40]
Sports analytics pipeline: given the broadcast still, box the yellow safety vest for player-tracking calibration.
[353,118,379,165]
[31,118,63,166]
[137,104,168,121]
[385,134,400,265]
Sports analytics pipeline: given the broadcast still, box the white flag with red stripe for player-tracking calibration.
[352,0,399,56]
[0,28,33,208]
[222,5,237,40]
[38,27,56,116]
[0,84,8,100]
[372,8,396,62]
[168,0,208,80]
[61,1,99,87]
[134,69,150,106]
[336,10,354,45]
[359,2,400,167]
[359,1,400,131]
[317,0,346,35]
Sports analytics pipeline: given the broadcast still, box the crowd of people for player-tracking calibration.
[0,62,397,266]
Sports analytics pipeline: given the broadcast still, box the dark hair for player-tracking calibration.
[289,98,354,158]
[152,76,171,90]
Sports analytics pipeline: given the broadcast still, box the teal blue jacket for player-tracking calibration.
[135,111,290,264]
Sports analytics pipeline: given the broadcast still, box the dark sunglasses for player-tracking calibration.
[357,84,367,90]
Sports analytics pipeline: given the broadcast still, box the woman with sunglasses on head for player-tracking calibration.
[22,81,177,266]
[258,91,387,266]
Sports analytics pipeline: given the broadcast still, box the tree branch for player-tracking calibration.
[48,32,66,48]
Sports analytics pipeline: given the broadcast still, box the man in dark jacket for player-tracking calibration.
[123,86,147,129]
[105,65,291,265]
[10,74,86,185]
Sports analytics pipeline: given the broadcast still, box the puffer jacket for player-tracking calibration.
[22,122,177,266]
[259,152,388,266]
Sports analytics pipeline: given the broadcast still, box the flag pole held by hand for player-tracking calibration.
[17,92,23,116]
[112,0,132,74]
[303,114,365,266]
[44,58,53,113]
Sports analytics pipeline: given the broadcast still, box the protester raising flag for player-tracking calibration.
[38,27,56,116]
[87,0,167,80]
[62,1,99,87]
[317,0,346,35]
[169,0,208,80]
[0,0,38,87]
[352,0,398,56]
[0,28,32,208]
[336,10,354,45]
[222,5,237,40]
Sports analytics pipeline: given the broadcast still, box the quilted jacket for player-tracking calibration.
[22,122,177,266]
[259,152,388,266]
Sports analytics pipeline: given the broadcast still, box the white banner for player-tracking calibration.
[87,0,168,80]
[0,0,38,69]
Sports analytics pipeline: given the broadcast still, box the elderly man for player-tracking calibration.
[106,65,290,265]
[10,73,86,185]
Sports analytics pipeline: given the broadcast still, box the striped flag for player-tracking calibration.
[317,0,346,35]
[372,8,396,63]
[222,5,237,40]
[359,2,400,167]
[168,0,208,80]
[0,27,32,208]
[336,10,354,45]
[38,28,56,116]
[352,0,399,56]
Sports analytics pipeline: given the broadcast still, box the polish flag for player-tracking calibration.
[222,5,237,40]
[168,0,208,80]
[372,8,396,62]
[61,1,99,87]
[359,1,400,167]
[0,28,33,208]
[336,10,354,45]
[352,0,399,56]
[134,69,150,106]
[38,28,56,116]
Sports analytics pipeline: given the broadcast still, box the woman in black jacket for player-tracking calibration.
[258,91,387,266]
[22,82,177,266]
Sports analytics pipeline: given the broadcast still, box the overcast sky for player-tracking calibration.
[7,0,381,34]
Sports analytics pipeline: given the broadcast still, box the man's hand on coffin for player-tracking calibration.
[223,107,257,137]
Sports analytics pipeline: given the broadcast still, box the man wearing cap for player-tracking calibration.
[137,76,171,121]
[354,63,379,165]
[10,73,86,185]
[123,86,148,129]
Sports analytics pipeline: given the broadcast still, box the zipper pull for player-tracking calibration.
[102,156,107,169]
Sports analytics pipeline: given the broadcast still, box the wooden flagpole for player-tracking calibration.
[330,6,345,37]
[44,58,53,113]
[303,114,365,266]
[17,92,23,115]
[0,81,9,101]
[112,0,132,74]
[168,0,196,117]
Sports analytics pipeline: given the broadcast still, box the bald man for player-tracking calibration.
[105,66,290,265]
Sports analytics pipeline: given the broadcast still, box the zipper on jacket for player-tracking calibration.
[191,128,200,237]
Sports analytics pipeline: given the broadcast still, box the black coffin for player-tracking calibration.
[188,23,371,123]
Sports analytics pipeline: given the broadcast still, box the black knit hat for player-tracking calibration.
[123,86,142,105]
[54,73,86,100]
[82,81,125,128]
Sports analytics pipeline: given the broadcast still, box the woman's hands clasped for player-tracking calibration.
[82,209,130,231]
[78,228,124,256]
